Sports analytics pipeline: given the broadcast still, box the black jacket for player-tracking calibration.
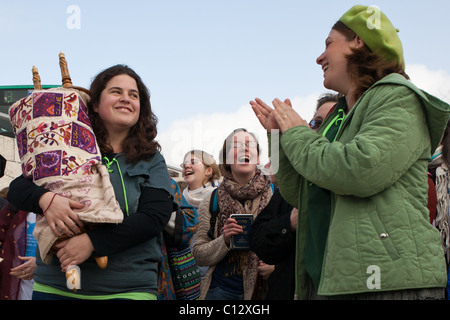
[249,188,296,300]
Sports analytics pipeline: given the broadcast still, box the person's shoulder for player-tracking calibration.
[133,150,166,169]
[370,73,424,99]
[148,150,167,165]
[198,188,216,214]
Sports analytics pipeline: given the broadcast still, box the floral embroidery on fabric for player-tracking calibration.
[61,152,100,177]
[33,92,63,118]
[9,96,32,136]
[8,87,124,265]
[71,123,97,154]
[76,96,91,127]
[17,128,27,158]
[9,89,101,180]
[34,150,62,180]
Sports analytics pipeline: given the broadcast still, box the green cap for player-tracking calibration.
[339,5,405,69]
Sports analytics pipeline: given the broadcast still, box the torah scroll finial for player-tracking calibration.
[32,65,42,90]
[59,52,73,88]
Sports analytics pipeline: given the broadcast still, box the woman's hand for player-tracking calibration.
[257,261,275,280]
[251,97,308,133]
[272,98,309,133]
[221,217,243,247]
[290,208,298,231]
[250,98,282,132]
[39,192,84,237]
[10,256,37,280]
[55,233,94,271]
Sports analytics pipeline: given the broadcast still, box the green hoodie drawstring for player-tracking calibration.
[322,108,346,142]
[103,156,129,216]
[309,108,346,187]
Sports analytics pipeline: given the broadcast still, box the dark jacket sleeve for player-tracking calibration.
[249,188,296,265]
[87,187,172,256]
[7,175,49,215]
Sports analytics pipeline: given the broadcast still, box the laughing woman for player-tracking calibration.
[251,5,450,299]
[181,150,221,210]
[192,128,273,300]
[8,65,173,300]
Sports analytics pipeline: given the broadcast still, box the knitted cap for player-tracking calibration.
[339,5,404,69]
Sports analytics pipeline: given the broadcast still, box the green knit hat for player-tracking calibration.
[339,5,405,69]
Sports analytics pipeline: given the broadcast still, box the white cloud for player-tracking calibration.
[158,64,450,168]
[158,106,269,167]
[407,64,450,103]
[158,92,322,167]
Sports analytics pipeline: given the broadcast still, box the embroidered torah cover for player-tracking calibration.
[9,87,123,263]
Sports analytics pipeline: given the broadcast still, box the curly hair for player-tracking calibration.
[88,65,160,163]
[332,21,409,102]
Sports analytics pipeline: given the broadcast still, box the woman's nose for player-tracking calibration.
[316,51,325,65]
[119,94,130,103]
[240,143,249,150]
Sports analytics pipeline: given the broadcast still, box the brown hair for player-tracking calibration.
[332,21,409,102]
[184,149,221,183]
[88,64,160,163]
[219,128,260,175]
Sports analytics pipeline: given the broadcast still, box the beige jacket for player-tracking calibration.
[192,189,265,300]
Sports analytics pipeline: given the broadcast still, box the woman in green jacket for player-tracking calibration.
[251,5,450,299]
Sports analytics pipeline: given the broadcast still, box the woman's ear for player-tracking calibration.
[353,35,365,49]
[203,166,213,184]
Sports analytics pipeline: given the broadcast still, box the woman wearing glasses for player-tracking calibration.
[192,128,273,300]
[181,150,221,210]
[308,93,338,131]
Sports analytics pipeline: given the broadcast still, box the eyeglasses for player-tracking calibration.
[230,141,258,149]
[180,158,202,169]
[309,119,323,130]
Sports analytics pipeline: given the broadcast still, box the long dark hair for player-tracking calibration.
[88,64,160,163]
[332,21,409,102]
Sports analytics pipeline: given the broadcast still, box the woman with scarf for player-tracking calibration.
[181,150,221,279]
[192,128,273,300]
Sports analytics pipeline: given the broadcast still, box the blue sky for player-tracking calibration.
[1,1,450,166]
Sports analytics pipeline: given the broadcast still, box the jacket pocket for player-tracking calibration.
[368,210,401,261]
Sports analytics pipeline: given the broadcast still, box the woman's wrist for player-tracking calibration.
[38,192,55,215]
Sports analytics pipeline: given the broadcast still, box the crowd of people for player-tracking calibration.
[1,5,450,300]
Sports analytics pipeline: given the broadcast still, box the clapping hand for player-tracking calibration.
[250,98,308,133]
